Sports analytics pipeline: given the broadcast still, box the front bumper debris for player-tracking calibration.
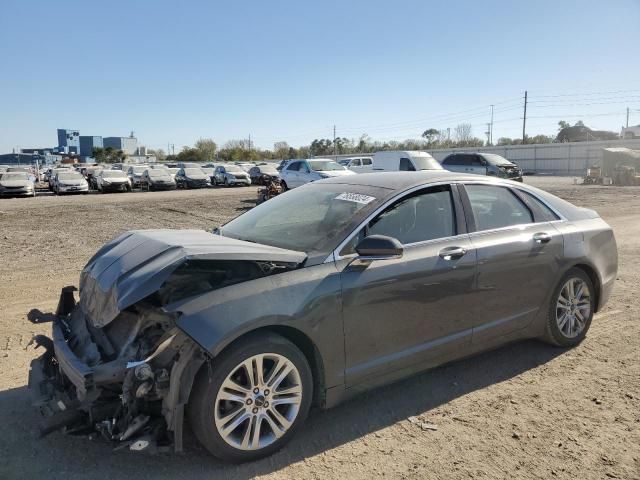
[27,286,206,453]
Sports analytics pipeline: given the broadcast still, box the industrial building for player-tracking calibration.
[56,129,80,154]
[79,136,103,157]
[103,136,137,155]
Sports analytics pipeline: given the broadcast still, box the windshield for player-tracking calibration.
[102,171,127,178]
[201,168,214,175]
[411,154,443,170]
[259,166,279,174]
[58,173,83,181]
[147,169,169,177]
[220,183,390,255]
[338,159,350,166]
[1,173,29,181]
[308,160,345,172]
[482,154,514,166]
[185,168,205,175]
[225,165,243,173]
[130,167,146,174]
[168,168,179,174]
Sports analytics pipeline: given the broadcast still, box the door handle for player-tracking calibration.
[533,232,551,244]
[439,246,467,260]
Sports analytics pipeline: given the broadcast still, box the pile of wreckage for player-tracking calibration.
[584,148,640,186]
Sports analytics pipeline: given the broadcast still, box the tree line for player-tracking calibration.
[131,120,612,163]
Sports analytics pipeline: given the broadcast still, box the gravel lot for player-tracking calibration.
[0,178,638,480]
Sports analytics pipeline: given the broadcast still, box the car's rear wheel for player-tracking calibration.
[188,333,312,463]
[281,181,288,191]
[543,268,595,347]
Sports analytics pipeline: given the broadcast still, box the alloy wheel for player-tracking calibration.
[556,277,591,338]
[214,353,303,451]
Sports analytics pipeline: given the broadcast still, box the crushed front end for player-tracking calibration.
[28,287,206,453]
[27,229,305,453]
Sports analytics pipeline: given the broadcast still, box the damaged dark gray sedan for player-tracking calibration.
[28,172,617,462]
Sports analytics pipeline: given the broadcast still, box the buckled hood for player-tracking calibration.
[79,230,307,327]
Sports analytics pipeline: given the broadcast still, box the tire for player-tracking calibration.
[188,332,313,463]
[224,178,229,187]
[543,268,595,347]
[281,181,288,191]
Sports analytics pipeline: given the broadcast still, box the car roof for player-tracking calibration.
[318,171,490,190]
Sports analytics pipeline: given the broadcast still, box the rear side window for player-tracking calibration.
[362,158,372,165]
[516,190,560,221]
[399,158,415,171]
[351,159,361,166]
[465,184,533,231]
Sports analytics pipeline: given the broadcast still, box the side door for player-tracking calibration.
[460,183,564,343]
[349,158,362,172]
[442,154,464,173]
[361,157,373,172]
[283,161,300,187]
[469,155,488,175]
[399,157,416,171]
[339,184,477,388]
[298,161,311,184]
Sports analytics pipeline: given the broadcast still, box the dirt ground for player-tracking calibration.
[0,178,638,480]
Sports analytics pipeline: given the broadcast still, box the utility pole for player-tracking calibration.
[485,123,491,145]
[248,134,251,150]
[627,107,630,128]
[522,91,528,144]
[490,104,494,145]
[333,124,337,158]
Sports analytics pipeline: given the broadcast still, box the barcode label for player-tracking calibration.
[335,192,376,205]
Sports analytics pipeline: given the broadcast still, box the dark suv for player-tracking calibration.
[441,152,523,182]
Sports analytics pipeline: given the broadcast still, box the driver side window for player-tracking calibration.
[340,185,456,255]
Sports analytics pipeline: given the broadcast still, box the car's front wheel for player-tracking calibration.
[543,268,595,347]
[188,332,312,463]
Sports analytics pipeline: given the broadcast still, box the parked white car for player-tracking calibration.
[213,164,251,186]
[373,151,443,172]
[279,159,355,190]
[338,156,374,173]
[54,171,89,195]
[47,167,73,191]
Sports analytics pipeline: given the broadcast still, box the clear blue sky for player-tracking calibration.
[1,0,639,153]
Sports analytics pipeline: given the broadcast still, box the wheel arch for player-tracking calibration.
[195,325,327,408]
[570,263,601,312]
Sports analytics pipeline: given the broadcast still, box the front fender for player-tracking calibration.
[169,262,345,389]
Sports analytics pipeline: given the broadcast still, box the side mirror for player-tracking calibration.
[355,235,403,260]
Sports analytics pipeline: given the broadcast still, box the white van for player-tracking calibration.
[372,150,443,172]
[338,156,374,173]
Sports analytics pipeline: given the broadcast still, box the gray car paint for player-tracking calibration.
[79,229,306,327]
[73,171,617,410]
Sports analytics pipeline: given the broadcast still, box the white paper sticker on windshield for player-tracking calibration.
[335,192,376,205]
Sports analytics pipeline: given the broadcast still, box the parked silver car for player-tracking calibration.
[28,172,616,463]
[0,171,36,197]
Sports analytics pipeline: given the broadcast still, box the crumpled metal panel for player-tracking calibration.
[79,230,306,328]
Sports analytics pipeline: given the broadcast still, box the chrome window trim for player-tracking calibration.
[323,178,567,264]
[324,181,460,263]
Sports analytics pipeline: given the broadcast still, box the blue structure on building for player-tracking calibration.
[79,136,103,157]
[57,129,80,154]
